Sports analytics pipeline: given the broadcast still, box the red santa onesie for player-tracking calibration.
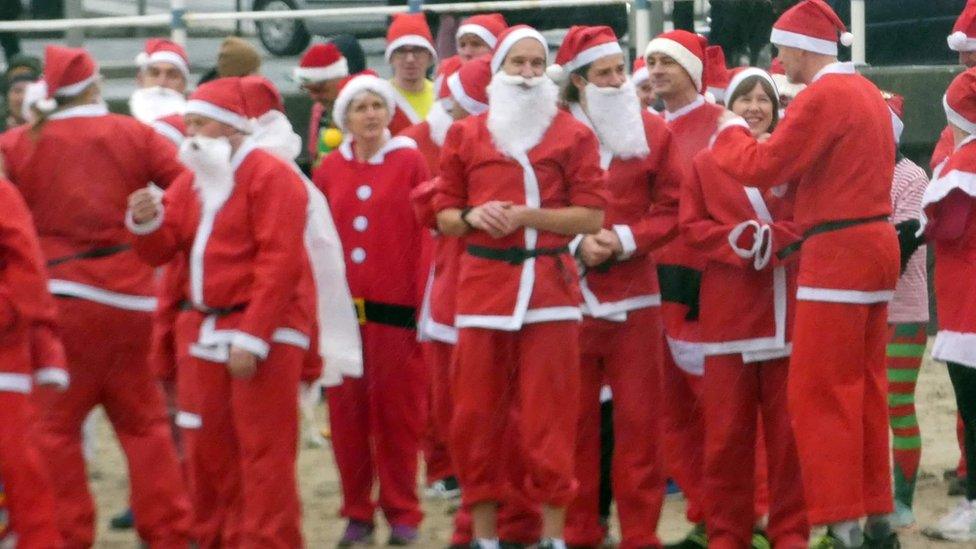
[313,74,430,541]
[683,68,809,549]
[0,177,67,549]
[433,25,606,532]
[549,26,682,549]
[385,13,439,135]
[709,1,900,528]
[1,45,191,547]
[129,78,315,547]
[643,30,723,528]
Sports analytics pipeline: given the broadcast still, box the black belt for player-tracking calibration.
[467,244,568,265]
[178,300,247,316]
[657,264,701,321]
[777,215,888,260]
[353,298,416,329]
[47,244,132,268]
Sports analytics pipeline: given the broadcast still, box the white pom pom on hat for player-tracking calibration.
[36,97,57,113]
[545,63,566,82]
[839,32,854,47]
[949,31,970,51]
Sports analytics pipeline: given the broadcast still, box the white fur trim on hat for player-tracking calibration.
[385,35,437,64]
[491,27,548,73]
[185,99,252,133]
[727,67,780,105]
[332,74,397,131]
[55,72,99,98]
[293,57,349,83]
[944,93,976,135]
[889,106,904,144]
[770,28,838,56]
[644,37,703,92]
[632,66,649,84]
[948,31,976,52]
[145,51,190,78]
[446,71,488,115]
[548,41,622,83]
[456,24,498,49]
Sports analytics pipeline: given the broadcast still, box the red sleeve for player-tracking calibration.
[931,126,954,172]
[142,123,187,189]
[131,173,192,267]
[236,161,309,351]
[0,179,56,328]
[30,322,66,373]
[410,178,439,229]
[926,189,974,242]
[566,126,607,210]
[710,84,835,189]
[433,123,468,211]
[679,156,752,268]
[148,257,186,381]
[300,321,324,383]
[623,126,682,255]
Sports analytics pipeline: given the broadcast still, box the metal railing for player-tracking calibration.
[0,0,867,65]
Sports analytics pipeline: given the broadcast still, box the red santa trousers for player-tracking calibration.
[788,300,892,525]
[422,340,454,484]
[33,298,190,548]
[661,342,706,524]
[190,343,304,548]
[327,322,426,527]
[451,321,580,508]
[566,307,666,549]
[0,389,61,549]
[703,354,808,549]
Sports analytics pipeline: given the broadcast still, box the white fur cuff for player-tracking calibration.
[612,224,637,259]
[231,331,270,360]
[125,208,164,235]
[34,367,70,391]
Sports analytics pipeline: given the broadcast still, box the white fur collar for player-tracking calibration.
[664,95,706,122]
[339,133,417,164]
[47,103,110,121]
[426,101,453,148]
[812,62,856,83]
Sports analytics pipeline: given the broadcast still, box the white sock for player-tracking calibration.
[541,538,567,549]
[474,538,499,549]
[829,520,863,547]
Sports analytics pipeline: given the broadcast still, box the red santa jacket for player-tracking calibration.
[710,62,899,304]
[399,121,441,176]
[0,178,69,393]
[682,151,801,359]
[130,142,314,362]
[433,110,607,330]
[923,135,976,368]
[2,103,185,313]
[410,178,462,343]
[313,135,430,316]
[931,125,954,172]
[567,104,682,319]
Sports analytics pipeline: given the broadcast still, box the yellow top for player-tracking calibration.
[393,79,435,121]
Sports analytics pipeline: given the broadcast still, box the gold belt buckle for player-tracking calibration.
[353,298,366,325]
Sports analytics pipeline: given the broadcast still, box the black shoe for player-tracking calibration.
[864,531,900,549]
[109,508,134,530]
[948,475,968,496]
[499,542,526,549]
[664,524,707,549]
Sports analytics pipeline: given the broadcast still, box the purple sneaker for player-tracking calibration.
[388,524,419,546]
[337,520,374,547]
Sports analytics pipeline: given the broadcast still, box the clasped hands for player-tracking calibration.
[465,200,526,238]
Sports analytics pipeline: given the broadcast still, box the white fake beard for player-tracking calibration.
[584,80,649,160]
[486,72,559,157]
[251,110,303,162]
[426,100,454,147]
[180,136,235,211]
[129,86,186,124]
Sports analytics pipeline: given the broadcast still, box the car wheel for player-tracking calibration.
[254,0,311,57]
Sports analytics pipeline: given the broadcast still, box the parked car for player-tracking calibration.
[251,0,627,56]
[829,0,965,65]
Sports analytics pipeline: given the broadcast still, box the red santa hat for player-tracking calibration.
[704,45,731,102]
[152,113,187,146]
[293,42,349,83]
[456,13,508,49]
[949,1,976,52]
[490,24,547,74]
[240,75,284,118]
[547,25,622,83]
[770,0,853,57]
[944,68,976,135]
[385,13,437,64]
[644,30,708,93]
[185,77,251,133]
[332,73,398,131]
[632,57,649,85]
[883,90,905,144]
[434,55,463,100]
[135,38,189,79]
[447,55,491,115]
[35,45,99,114]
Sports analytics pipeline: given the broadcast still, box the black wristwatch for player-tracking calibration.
[460,206,475,229]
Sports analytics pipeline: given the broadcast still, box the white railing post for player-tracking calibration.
[633,0,651,60]
[408,0,424,11]
[171,0,187,47]
[850,0,866,65]
[65,0,83,47]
